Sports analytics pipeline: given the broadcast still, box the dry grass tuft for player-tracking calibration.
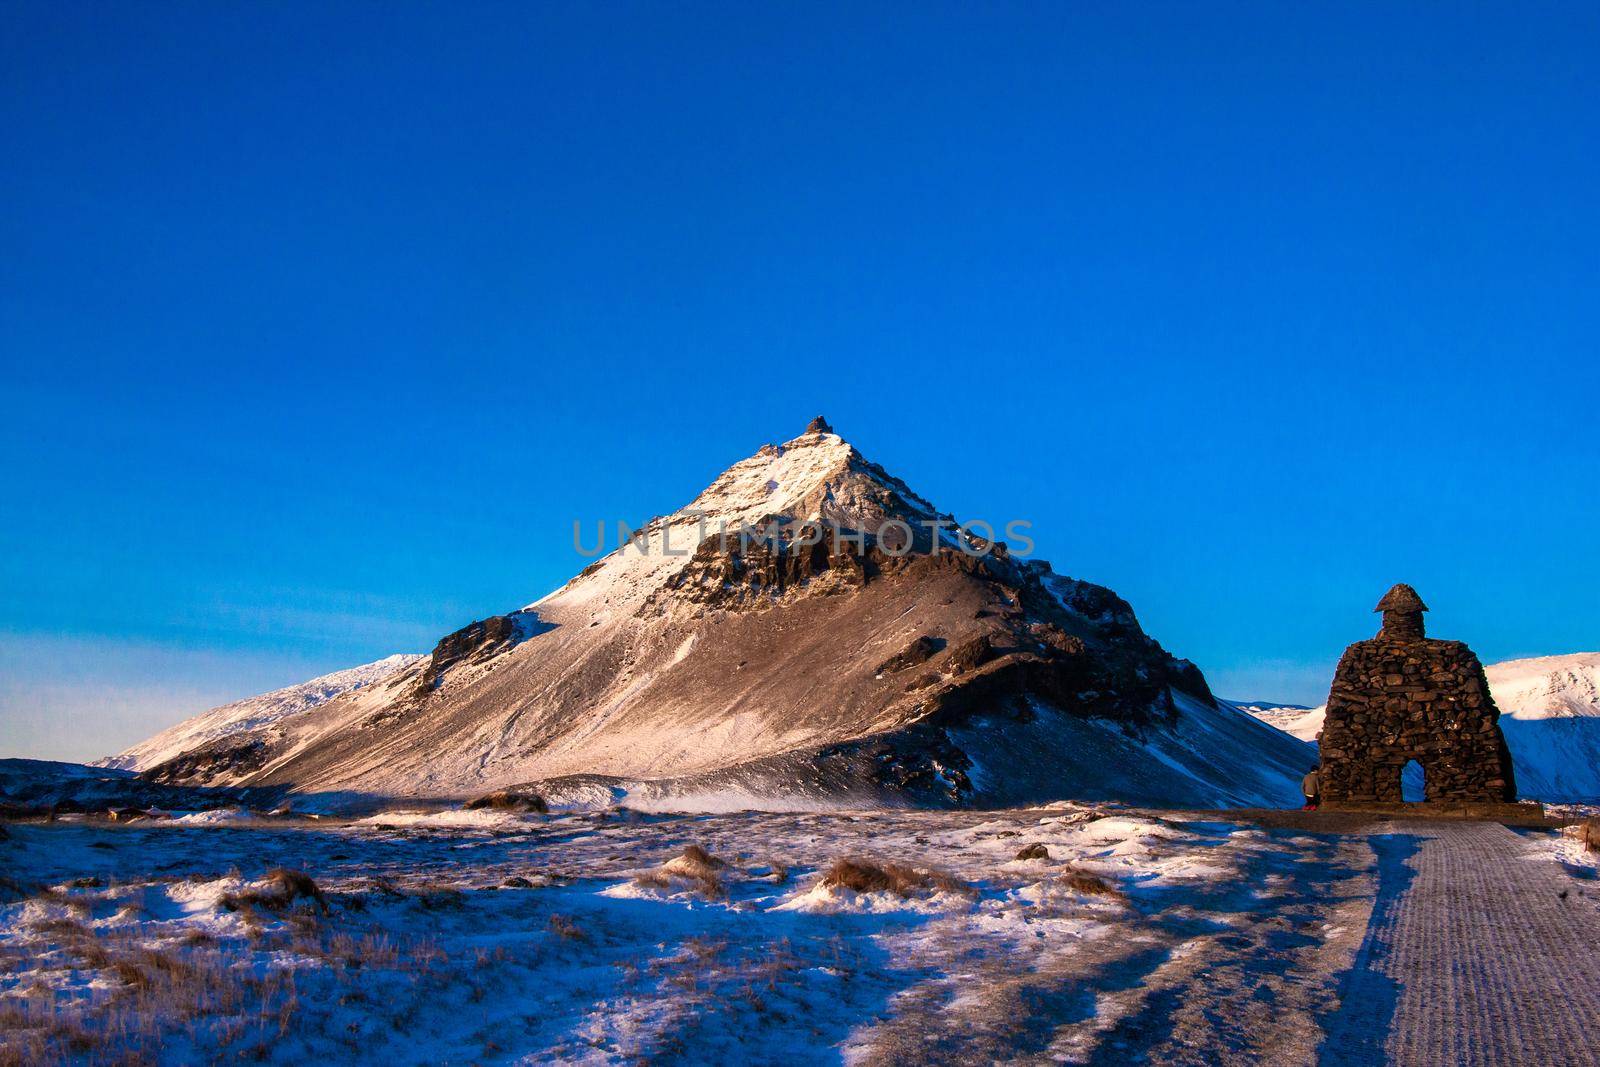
[819,858,976,899]
[819,858,899,894]
[317,931,400,969]
[1,922,304,1061]
[413,886,466,911]
[28,915,89,939]
[222,868,328,916]
[33,886,94,919]
[672,844,725,871]
[464,790,548,814]
[1058,866,1127,902]
[634,844,728,899]
[4,880,498,1062]
[632,870,672,890]
[547,913,588,942]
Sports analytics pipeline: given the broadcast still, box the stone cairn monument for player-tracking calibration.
[1319,583,1517,805]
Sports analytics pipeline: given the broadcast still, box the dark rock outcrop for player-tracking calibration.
[663,519,1211,744]
[1319,584,1517,804]
[875,636,945,675]
[464,790,548,814]
[660,522,888,607]
[145,739,270,785]
[813,726,973,805]
[945,634,996,675]
[414,613,539,696]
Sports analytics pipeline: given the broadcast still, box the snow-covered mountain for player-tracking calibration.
[1225,701,1315,737]
[1240,652,1600,801]
[1486,652,1600,719]
[1485,653,1600,802]
[97,654,423,773]
[1232,703,1325,743]
[113,418,1311,809]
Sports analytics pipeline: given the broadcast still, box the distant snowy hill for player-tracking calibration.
[1240,652,1600,801]
[1486,652,1600,719]
[1225,702,1315,737]
[1486,653,1600,802]
[97,654,423,773]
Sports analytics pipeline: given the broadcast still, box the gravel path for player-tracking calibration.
[1323,821,1600,1067]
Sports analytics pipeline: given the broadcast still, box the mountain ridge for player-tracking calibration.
[98,654,424,774]
[112,420,1311,810]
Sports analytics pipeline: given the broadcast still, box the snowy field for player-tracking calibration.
[0,804,1369,1064]
[2,805,1591,1065]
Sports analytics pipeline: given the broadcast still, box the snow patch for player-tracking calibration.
[357,809,534,832]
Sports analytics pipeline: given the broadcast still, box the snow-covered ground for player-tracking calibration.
[1545,804,1600,878]
[2,804,1378,1064]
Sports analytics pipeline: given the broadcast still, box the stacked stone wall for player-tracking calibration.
[1320,636,1516,803]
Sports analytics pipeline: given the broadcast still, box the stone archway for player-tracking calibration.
[1318,584,1516,806]
[1401,759,1425,803]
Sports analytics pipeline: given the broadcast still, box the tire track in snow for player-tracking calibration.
[1323,821,1600,1067]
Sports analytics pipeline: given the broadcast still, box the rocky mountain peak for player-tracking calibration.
[110,422,1312,811]
[534,422,950,616]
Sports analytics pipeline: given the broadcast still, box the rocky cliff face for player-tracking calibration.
[120,420,1308,809]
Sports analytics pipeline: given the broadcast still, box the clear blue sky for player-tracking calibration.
[4,3,1597,760]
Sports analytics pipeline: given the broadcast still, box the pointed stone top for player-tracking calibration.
[1374,583,1428,614]
[805,415,834,435]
